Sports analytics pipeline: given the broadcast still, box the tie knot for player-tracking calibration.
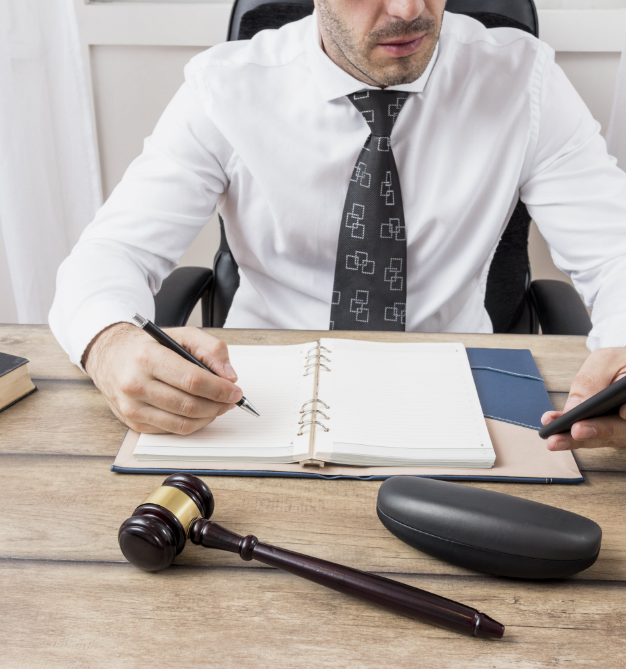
[349,90,409,137]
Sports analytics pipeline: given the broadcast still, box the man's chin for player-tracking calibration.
[364,45,434,86]
[364,62,426,87]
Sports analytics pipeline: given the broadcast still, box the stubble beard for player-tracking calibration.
[317,0,442,87]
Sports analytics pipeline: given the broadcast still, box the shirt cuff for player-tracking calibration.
[586,314,626,351]
[61,299,154,372]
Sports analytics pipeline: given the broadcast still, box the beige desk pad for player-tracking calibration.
[112,418,582,482]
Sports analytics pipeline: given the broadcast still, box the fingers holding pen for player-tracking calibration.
[145,344,243,406]
[114,344,241,434]
[84,321,245,435]
[118,401,232,436]
[163,327,239,382]
[122,377,236,419]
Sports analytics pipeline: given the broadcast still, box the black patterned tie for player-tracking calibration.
[330,90,409,331]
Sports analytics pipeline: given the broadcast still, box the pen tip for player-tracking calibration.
[239,398,260,417]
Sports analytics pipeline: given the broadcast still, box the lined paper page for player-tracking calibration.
[134,343,314,462]
[314,340,494,467]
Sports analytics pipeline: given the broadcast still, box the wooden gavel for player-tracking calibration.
[118,473,504,639]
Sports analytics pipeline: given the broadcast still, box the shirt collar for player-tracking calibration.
[306,11,439,102]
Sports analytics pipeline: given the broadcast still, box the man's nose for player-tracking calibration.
[384,0,426,23]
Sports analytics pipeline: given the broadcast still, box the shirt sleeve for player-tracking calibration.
[521,45,626,351]
[49,83,233,369]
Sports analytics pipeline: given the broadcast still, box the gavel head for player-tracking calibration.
[118,473,214,572]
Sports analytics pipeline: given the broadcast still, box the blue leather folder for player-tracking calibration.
[112,348,583,484]
[465,348,552,432]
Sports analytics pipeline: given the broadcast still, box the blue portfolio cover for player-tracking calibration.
[112,347,582,484]
[465,348,552,432]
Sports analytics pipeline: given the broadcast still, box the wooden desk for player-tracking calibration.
[1,326,625,668]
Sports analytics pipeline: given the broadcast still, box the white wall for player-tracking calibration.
[0,223,18,323]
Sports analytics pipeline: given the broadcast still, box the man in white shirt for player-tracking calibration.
[50,0,626,451]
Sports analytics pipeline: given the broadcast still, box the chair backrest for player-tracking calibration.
[446,0,537,36]
[229,0,314,41]
[210,0,539,331]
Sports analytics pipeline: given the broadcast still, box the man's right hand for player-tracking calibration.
[83,322,242,435]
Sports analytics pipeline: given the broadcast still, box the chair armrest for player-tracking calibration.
[154,267,213,327]
[529,279,592,336]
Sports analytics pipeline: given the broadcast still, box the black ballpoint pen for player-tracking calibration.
[132,313,260,417]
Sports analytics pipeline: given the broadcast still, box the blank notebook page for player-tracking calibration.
[315,339,493,464]
[134,343,311,461]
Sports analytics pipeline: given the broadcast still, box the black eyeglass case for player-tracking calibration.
[377,477,601,579]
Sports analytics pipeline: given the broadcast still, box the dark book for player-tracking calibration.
[0,352,37,413]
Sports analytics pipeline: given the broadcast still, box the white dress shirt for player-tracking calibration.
[50,11,626,368]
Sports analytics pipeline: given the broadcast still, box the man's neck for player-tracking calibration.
[317,24,387,88]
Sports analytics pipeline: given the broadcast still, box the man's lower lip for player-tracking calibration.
[378,35,425,57]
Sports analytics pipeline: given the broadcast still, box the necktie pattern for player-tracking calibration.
[330,90,409,331]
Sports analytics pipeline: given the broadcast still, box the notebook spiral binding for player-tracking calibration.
[298,343,332,439]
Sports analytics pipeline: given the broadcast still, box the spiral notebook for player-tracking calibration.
[133,340,495,468]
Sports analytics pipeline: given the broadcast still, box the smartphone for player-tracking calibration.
[538,374,626,439]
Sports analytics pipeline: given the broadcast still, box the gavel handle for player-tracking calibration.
[189,519,504,639]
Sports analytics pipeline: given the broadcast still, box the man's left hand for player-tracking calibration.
[541,347,626,450]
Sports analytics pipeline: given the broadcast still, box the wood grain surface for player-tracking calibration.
[2,560,625,669]
[1,326,624,668]
[1,454,624,580]
[0,379,126,455]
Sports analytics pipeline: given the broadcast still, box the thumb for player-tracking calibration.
[165,327,238,382]
[541,410,562,426]
[563,354,616,414]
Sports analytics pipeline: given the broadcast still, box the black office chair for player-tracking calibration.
[155,0,592,336]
